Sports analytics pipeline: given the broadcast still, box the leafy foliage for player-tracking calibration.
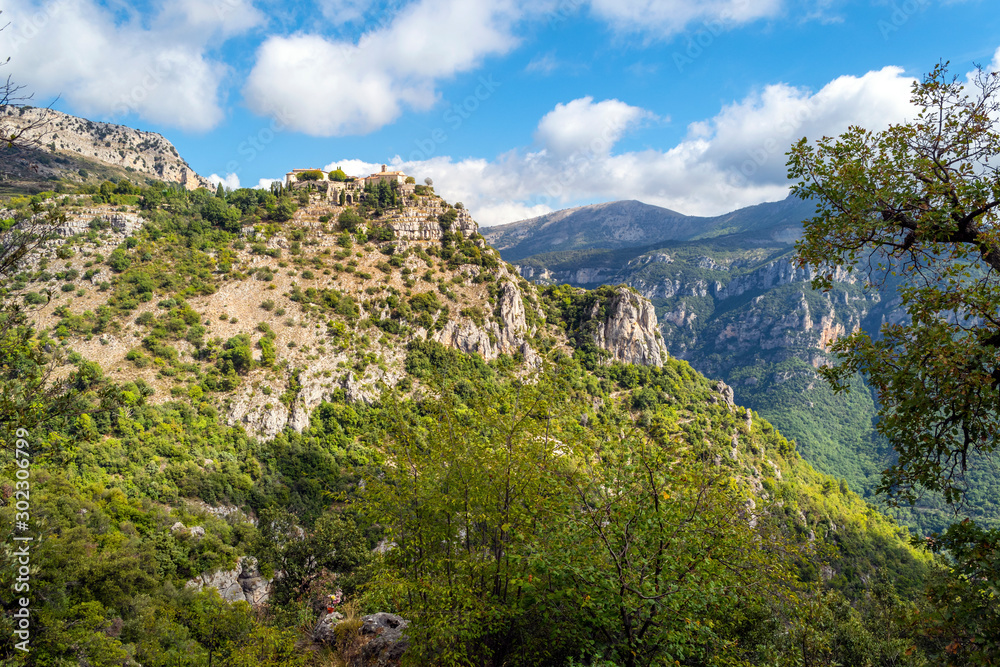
[789,64,1000,507]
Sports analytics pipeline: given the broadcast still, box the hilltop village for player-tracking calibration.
[280,164,478,242]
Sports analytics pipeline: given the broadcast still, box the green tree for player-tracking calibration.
[272,198,296,222]
[338,208,363,232]
[296,169,324,181]
[219,335,254,374]
[254,508,369,605]
[920,520,1000,664]
[363,375,575,665]
[202,197,241,233]
[363,367,797,666]
[787,64,1000,507]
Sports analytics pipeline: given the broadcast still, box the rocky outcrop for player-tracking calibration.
[711,258,855,301]
[313,611,345,645]
[516,264,615,286]
[51,208,144,237]
[354,613,410,667]
[226,355,404,439]
[186,556,272,605]
[0,107,210,189]
[714,380,735,409]
[315,612,410,666]
[433,279,540,366]
[387,207,478,241]
[587,287,668,367]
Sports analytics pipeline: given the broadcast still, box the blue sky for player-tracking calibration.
[2,0,998,225]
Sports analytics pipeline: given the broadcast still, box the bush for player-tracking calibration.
[24,291,47,305]
[273,199,297,222]
[297,170,324,181]
[338,209,364,233]
[369,226,394,243]
[108,248,131,272]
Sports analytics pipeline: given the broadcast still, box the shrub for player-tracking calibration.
[297,170,324,181]
[107,248,131,272]
[369,226,394,243]
[338,209,364,233]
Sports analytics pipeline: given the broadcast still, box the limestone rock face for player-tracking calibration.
[432,279,534,363]
[387,207,478,242]
[48,208,144,238]
[1,107,210,189]
[516,264,614,286]
[711,257,855,302]
[714,380,735,409]
[186,556,273,605]
[587,287,668,367]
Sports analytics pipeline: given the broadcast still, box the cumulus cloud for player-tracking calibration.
[587,0,783,38]
[534,97,657,157]
[254,177,282,190]
[322,69,917,226]
[0,0,263,131]
[208,172,241,190]
[243,0,523,136]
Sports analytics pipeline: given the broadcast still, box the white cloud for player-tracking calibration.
[254,177,281,190]
[534,97,656,157]
[525,52,559,75]
[0,0,262,131]
[208,172,241,190]
[326,68,917,226]
[587,0,783,37]
[163,0,265,39]
[319,0,378,25]
[243,0,523,136]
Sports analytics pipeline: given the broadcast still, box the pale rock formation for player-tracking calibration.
[587,287,668,367]
[1,107,210,189]
[432,280,533,362]
[186,556,273,605]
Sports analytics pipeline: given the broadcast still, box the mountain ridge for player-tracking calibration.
[0,106,210,193]
[483,195,815,261]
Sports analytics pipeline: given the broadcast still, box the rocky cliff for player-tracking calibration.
[586,286,667,367]
[0,107,210,190]
[16,186,670,442]
[496,197,929,527]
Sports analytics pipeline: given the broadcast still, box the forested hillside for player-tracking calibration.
[499,198,1000,535]
[0,175,990,665]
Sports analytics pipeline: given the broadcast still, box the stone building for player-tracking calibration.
[284,164,415,202]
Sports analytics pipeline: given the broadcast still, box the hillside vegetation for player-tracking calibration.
[498,198,1000,535]
[0,177,986,665]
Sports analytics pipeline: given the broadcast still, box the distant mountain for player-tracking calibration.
[483,196,815,261]
[0,107,210,195]
[498,196,1000,535]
